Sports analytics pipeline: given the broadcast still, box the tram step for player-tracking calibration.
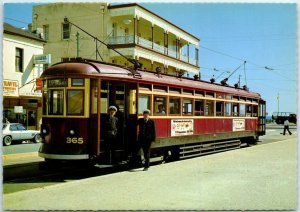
[179,140,240,150]
[180,146,241,159]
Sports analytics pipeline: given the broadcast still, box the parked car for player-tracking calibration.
[2,123,41,146]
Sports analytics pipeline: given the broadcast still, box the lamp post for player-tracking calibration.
[277,93,280,112]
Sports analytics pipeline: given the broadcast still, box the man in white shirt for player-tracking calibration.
[283,119,292,135]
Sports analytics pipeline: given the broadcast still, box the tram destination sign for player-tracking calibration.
[171,119,194,136]
[232,119,245,131]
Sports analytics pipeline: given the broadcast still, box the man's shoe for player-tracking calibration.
[143,168,148,171]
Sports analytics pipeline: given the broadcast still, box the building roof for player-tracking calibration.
[4,23,46,42]
[108,3,200,42]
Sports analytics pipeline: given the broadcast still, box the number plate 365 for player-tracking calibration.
[66,137,84,144]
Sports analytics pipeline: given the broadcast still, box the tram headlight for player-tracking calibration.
[41,125,49,137]
[69,129,78,137]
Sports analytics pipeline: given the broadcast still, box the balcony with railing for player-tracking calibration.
[108,35,198,66]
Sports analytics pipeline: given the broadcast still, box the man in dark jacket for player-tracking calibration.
[105,106,118,164]
[137,109,156,171]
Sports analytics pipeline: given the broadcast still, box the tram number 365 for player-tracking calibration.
[66,137,84,144]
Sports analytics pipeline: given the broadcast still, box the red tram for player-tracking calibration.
[39,58,266,164]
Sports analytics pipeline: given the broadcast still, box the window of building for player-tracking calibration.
[43,25,49,41]
[138,95,151,114]
[15,48,23,72]
[67,90,84,115]
[239,104,246,116]
[48,90,64,115]
[169,97,180,115]
[233,103,239,116]
[216,101,224,116]
[205,100,214,116]
[154,96,166,115]
[225,102,232,116]
[182,99,193,115]
[194,100,204,116]
[62,23,70,40]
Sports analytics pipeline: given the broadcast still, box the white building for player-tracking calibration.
[3,23,46,129]
[32,3,200,76]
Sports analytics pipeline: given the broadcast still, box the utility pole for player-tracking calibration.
[76,31,80,58]
[277,93,280,112]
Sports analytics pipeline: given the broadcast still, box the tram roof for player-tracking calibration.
[42,61,261,99]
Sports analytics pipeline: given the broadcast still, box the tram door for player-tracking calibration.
[257,100,266,136]
[100,81,137,160]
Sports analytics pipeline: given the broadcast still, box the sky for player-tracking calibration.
[3,2,298,115]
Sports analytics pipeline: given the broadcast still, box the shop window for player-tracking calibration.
[216,101,224,116]
[183,99,193,115]
[239,104,246,116]
[67,90,84,115]
[233,103,239,116]
[48,90,64,115]
[62,23,70,40]
[225,102,232,116]
[205,100,214,116]
[194,100,204,116]
[15,47,23,72]
[169,97,180,115]
[154,96,166,115]
[138,95,151,114]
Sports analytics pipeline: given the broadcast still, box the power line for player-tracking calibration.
[4,17,30,25]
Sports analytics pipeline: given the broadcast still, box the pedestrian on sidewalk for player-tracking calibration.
[283,118,292,135]
[137,109,156,171]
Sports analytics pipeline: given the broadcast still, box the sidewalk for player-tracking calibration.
[3,137,297,210]
[3,152,43,166]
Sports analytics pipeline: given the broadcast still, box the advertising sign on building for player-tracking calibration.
[3,80,19,97]
[33,54,51,64]
[233,119,245,131]
[36,78,43,90]
[171,119,194,136]
[14,106,23,114]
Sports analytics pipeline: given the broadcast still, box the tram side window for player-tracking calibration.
[90,80,98,114]
[225,102,232,116]
[253,105,258,117]
[194,100,204,116]
[169,97,180,115]
[205,100,214,116]
[138,95,151,114]
[48,90,64,115]
[42,90,47,115]
[232,103,239,117]
[183,99,193,115]
[154,96,166,115]
[246,105,252,117]
[216,101,224,116]
[67,90,84,115]
[239,104,246,117]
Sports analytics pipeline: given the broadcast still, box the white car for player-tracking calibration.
[2,123,42,146]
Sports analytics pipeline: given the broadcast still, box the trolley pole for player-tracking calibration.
[277,93,280,112]
[76,31,80,58]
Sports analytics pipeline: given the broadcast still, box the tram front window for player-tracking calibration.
[67,90,84,115]
[48,90,64,115]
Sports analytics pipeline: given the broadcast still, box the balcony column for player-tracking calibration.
[175,38,178,58]
[164,30,168,55]
[133,16,136,44]
[195,47,199,66]
[177,38,180,59]
[151,23,154,49]
[187,43,190,63]
[166,31,169,55]
[137,16,140,44]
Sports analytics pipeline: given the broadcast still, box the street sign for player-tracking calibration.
[33,54,51,64]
